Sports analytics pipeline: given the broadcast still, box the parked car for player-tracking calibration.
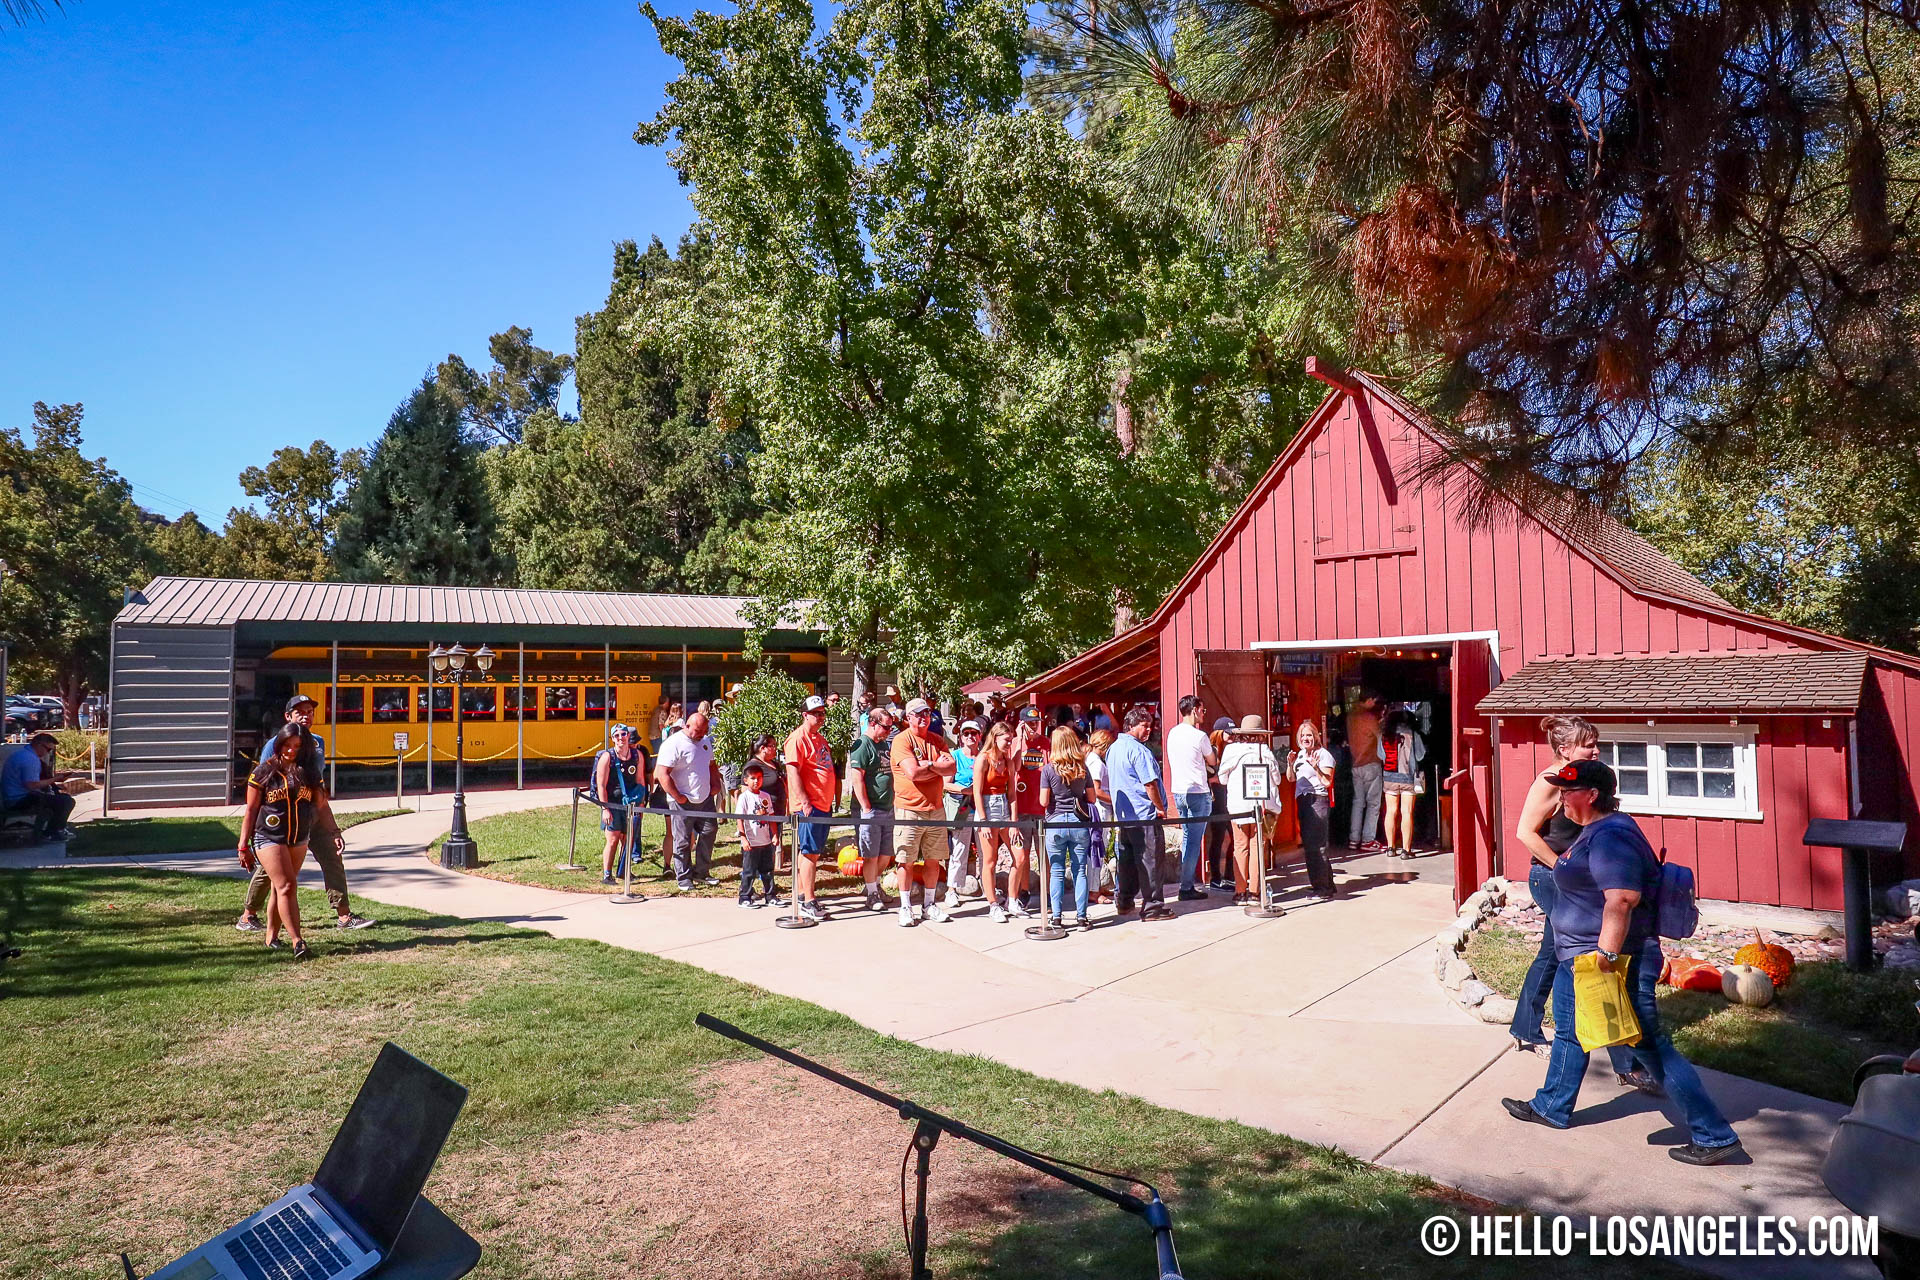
[5,698,58,734]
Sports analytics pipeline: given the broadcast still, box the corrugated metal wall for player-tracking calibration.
[107,624,235,808]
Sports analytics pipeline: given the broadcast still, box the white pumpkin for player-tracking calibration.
[1720,963,1776,1007]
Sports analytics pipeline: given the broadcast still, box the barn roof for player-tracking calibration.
[114,576,804,635]
[1476,652,1871,716]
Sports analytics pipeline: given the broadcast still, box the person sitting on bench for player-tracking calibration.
[2,733,75,841]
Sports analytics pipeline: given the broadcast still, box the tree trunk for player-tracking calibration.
[1113,589,1137,637]
[58,669,89,731]
[1112,366,1135,457]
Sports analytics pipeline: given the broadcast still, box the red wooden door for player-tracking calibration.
[1196,650,1268,726]
[1450,638,1496,905]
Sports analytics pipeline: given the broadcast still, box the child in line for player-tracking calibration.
[736,763,782,908]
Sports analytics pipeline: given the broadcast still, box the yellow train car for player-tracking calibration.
[296,675,662,767]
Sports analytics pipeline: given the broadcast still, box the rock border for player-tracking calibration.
[1434,876,1520,1024]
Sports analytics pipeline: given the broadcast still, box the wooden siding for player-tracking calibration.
[1488,716,1853,911]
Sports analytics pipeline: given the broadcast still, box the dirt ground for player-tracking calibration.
[440,1058,1052,1279]
[7,1059,1051,1280]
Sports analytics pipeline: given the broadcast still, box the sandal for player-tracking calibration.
[291,940,311,961]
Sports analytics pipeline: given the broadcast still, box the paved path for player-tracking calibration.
[10,797,1870,1278]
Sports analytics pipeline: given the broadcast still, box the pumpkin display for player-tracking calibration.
[837,849,863,877]
[1734,929,1796,991]
[1721,964,1776,1007]
[1661,955,1724,993]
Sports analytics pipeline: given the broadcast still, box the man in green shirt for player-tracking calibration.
[847,706,895,911]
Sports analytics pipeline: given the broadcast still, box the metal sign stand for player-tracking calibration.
[1026,815,1066,940]
[556,788,588,871]
[609,805,646,904]
[1241,760,1284,918]
[775,812,820,929]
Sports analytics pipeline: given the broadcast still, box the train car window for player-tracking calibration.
[584,685,611,720]
[545,685,579,721]
[461,687,498,720]
[416,686,454,718]
[325,688,366,724]
[371,688,411,723]
[504,686,536,721]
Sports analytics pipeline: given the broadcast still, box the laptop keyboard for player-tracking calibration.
[223,1201,355,1280]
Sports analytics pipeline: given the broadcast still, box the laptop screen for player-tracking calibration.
[313,1043,468,1252]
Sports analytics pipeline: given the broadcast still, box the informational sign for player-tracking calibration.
[1241,762,1271,801]
[393,732,410,752]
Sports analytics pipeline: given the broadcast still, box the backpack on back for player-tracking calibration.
[1653,846,1699,940]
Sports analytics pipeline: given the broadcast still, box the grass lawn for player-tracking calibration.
[67,810,408,858]
[0,869,1689,1280]
[1467,923,1919,1103]
[434,803,870,900]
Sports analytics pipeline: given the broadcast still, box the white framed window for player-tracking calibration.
[1593,724,1761,821]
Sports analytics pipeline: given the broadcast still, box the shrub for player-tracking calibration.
[709,671,852,769]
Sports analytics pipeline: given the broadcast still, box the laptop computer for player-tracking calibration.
[147,1043,468,1280]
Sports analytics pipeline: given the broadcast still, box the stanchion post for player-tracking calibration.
[775,810,819,928]
[610,803,645,904]
[556,788,587,871]
[1244,803,1284,919]
[1025,814,1066,940]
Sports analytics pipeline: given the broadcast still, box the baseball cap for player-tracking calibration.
[905,697,932,714]
[611,722,634,736]
[285,693,317,712]
[1016,704,1041,724]
[1544,759,1617,797]
[803,694,827,712]
[959,720,984,736]
[1213,716,1235,733]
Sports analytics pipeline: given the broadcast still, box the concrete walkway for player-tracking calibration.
[10,796,1870,1278]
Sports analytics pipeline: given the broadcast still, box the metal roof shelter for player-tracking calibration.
[107,577,828,809]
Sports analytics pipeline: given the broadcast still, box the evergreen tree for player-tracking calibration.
[488,236,761,593]
[335,376,504,585]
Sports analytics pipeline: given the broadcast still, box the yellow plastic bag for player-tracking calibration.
[1572,952,1643,1052]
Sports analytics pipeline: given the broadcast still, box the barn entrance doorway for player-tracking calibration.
[1222,633,1497,905]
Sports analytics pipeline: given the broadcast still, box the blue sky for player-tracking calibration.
[0,0,694,521]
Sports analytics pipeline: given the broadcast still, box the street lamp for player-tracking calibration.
[431,642,494,868]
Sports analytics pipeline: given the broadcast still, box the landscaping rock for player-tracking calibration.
[1461,889,1493,918]
[1457,979,1494,1007]
[1884,943,1920,971]
[1443,957,1474,990]
[1474,995,1518,1023]
[1436,923,1469,951]
[1885,880,1920,920]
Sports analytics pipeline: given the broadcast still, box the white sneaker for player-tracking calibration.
[1008,899,1032,919]
[943,889,961,909]
[927,903,951,923]
[911,902,925,923]
[898,904,916,927]
[989,903,1008,923]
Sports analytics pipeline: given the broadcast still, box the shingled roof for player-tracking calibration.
[1477,652,1871,716]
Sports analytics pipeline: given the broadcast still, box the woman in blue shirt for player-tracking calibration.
[1500,760,1742,1165]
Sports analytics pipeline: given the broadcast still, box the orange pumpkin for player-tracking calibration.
[1733,929,1795,990]
[1661,955,1724,992]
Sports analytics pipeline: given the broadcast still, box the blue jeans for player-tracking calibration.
[1175,790,1211,891]
[1529,941,1739,1149]
[1046,826,1091,919]
[1513,863,1640,1073]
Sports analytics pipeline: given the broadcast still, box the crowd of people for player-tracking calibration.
[610,686,1407,931]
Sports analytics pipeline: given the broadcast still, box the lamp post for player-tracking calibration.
[431,642,494,869]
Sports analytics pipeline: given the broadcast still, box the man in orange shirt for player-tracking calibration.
[890,698,956,926]
[785,694,839,922]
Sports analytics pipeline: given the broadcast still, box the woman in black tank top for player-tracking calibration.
[1541,809,1584,856]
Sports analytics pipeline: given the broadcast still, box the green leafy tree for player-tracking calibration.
[1625,434,1920,654]
[334,376,505,585]
[147,511,232,578]
[0,402,159,720]
[707,669,812,769]
[487,237,761,593]
[215,440,363,581]
[639,0,1194,686]
[435,326,575,446]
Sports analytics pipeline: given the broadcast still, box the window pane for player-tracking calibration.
[584,686,611,720]
[1667,742,1698,769]
[416,687,453,716]
[461,687,497,720]
[1617,768,1651,796]
[504,687,536,720]
[1701,743,1735,770]
[1612,742,1648,767]
[1703,771,1736,799]
[545,686,579,720]
[371,689,411,723]
[1668,771,1700,797]
[336,688,365,721]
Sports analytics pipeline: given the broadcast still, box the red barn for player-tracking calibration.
[1019,365,1920,910]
